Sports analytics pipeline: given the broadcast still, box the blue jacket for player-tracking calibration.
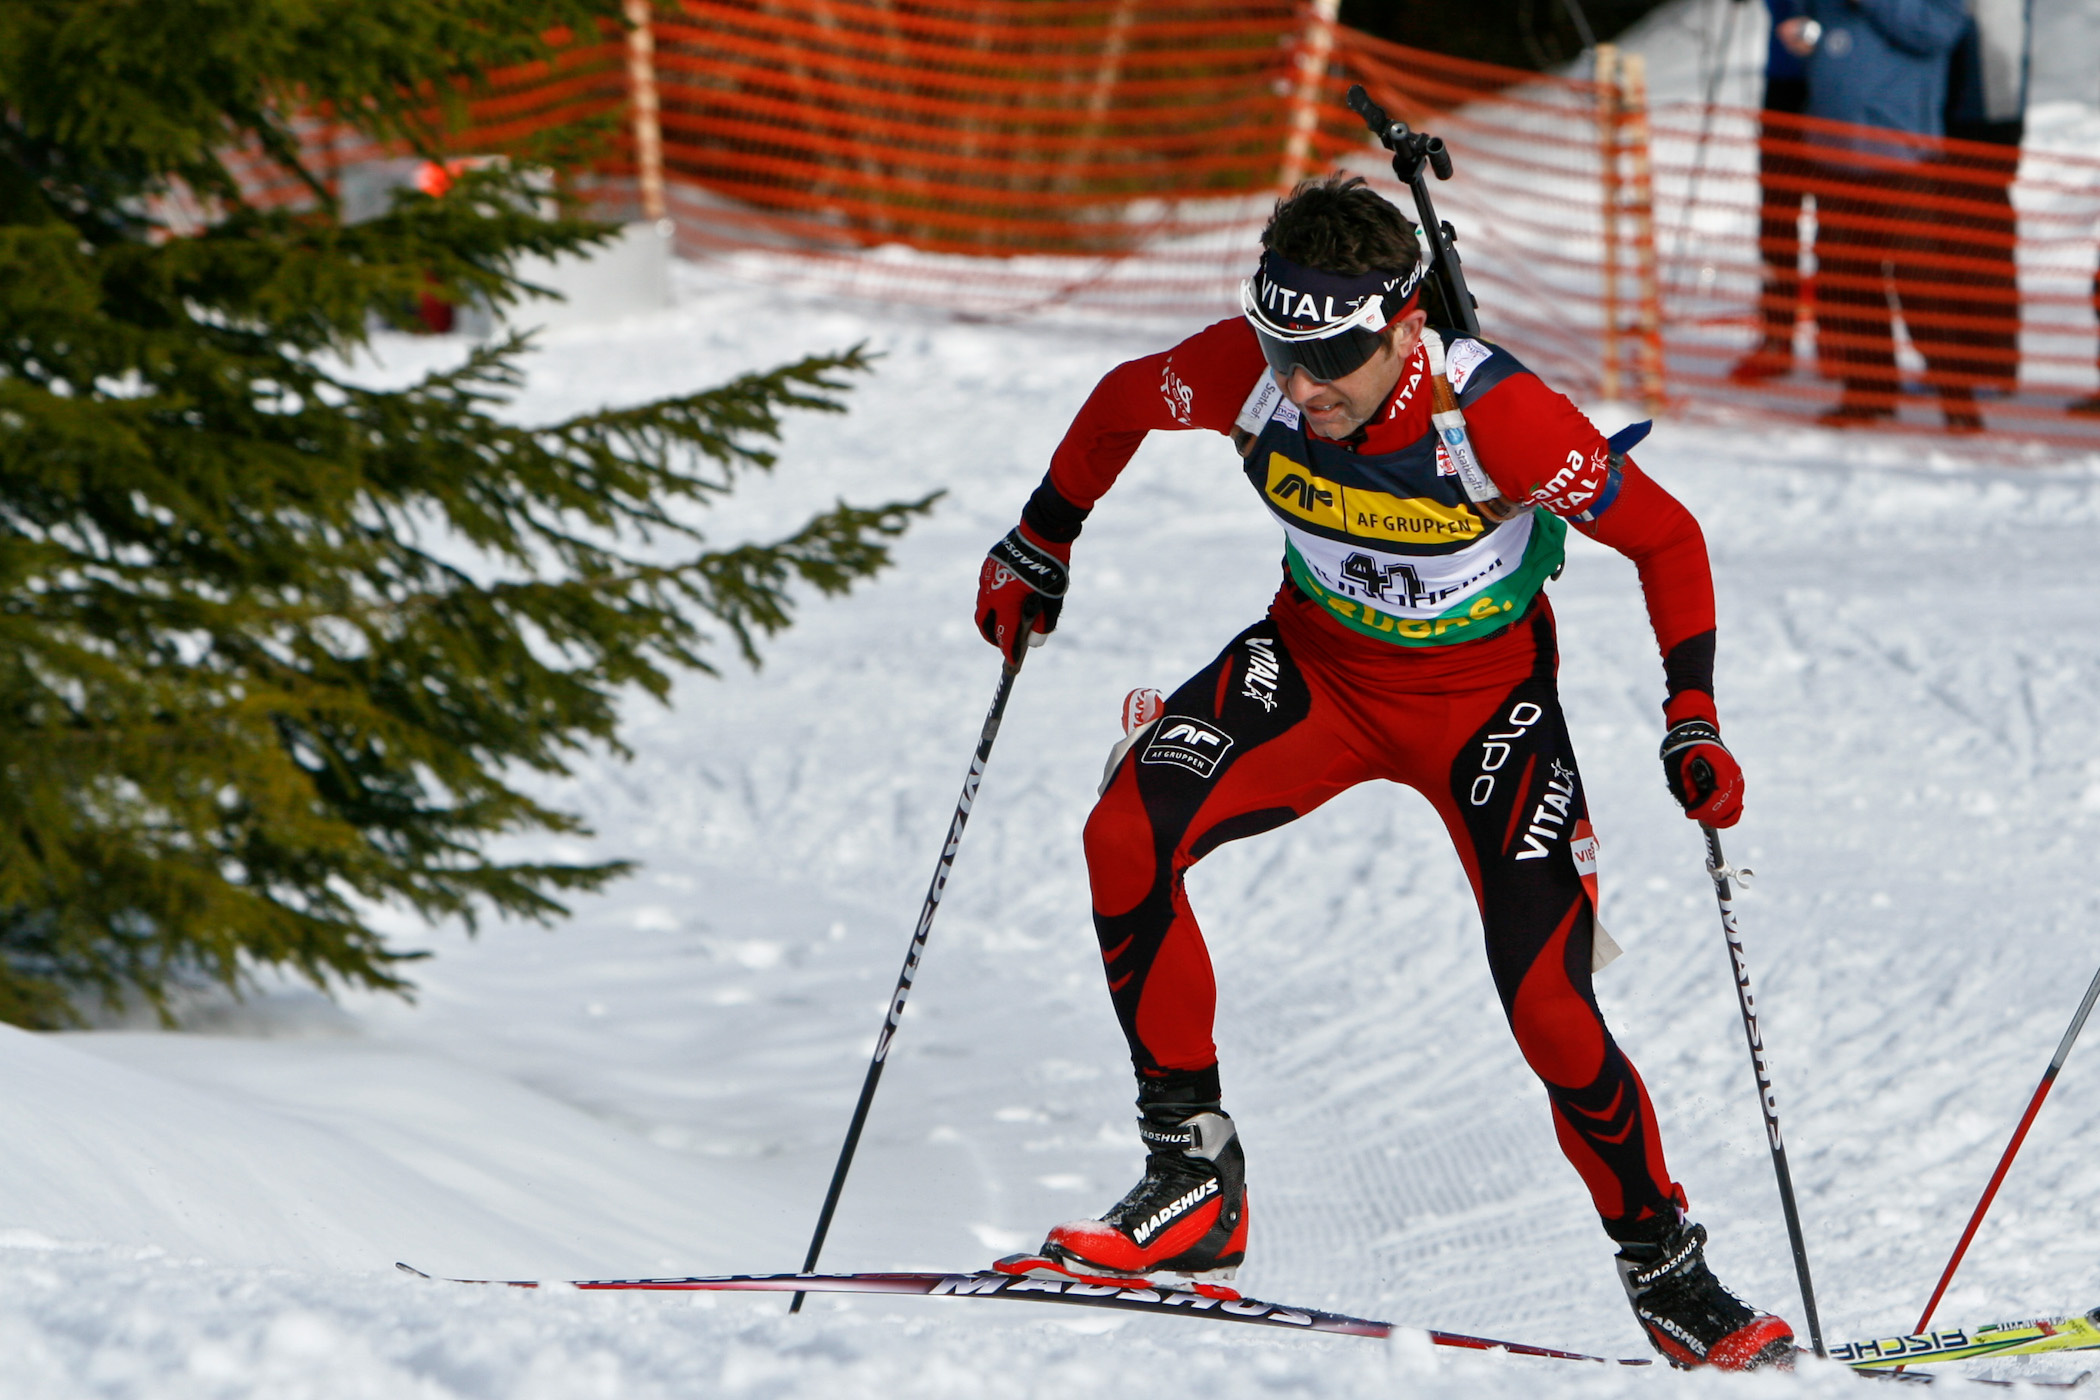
[1801,0,1970,159]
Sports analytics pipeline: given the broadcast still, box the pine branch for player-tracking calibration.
[0,2,934,1026]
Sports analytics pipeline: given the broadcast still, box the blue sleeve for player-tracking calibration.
[1846,0,1970,56]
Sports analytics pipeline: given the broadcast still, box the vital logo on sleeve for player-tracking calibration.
[1525,445,1622,521]
[1142,718,1235,778]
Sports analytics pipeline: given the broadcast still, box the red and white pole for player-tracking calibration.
[1277,0,1340,194]
[1912,960,2100,1335]
[623,0,667,223]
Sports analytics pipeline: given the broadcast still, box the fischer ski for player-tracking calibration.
[395,1263,1650,1363]
[1832,1307,2100,1371]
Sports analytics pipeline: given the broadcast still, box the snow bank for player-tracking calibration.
[6,17,2100,1384]
[3,1019,781,1277]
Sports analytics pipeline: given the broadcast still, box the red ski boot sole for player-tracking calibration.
[1036,1188,1249,1280]
[1707,1317,1797,1372]
[1643,1314,1796,1371]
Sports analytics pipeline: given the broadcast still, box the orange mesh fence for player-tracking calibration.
[235,5,2100,451]
[1325,30,1621,401]
[1326,29,2100,447]
[220,32,631,215]
[653,0,1305,317]
[1639,100,2100,447]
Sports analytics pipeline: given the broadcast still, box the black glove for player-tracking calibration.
[1659,697,1744,828]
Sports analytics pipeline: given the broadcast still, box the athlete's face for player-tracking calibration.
[1275,309,1429,439]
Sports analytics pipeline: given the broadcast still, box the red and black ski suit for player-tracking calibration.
[1022,318,1722,1235]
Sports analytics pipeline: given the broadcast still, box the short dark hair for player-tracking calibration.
[1261,175,1421,277]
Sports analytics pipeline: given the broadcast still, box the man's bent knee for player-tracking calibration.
[1085,783,1158,916]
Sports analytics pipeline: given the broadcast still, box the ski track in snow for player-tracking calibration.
[10,160,2100,1400]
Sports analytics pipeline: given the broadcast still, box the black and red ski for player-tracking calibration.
[396,1261,1648,1363]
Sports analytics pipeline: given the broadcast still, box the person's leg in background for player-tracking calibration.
[1732,76,1812,383]
[1812,166,1904,423]
[1914,133,2022,432]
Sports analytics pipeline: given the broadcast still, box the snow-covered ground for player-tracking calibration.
[14,0,2100,1370]
[7,251,2100,1396]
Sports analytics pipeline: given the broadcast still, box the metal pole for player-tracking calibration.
[1663,0,1746,285]
[1701,823,1826,1357]
[790,656,1026,1312]
[1559,0,1600,53]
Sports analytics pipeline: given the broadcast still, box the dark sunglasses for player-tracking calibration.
[1240,263,1421,384]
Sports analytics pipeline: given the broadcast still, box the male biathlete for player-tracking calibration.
[971,176,1794,1371]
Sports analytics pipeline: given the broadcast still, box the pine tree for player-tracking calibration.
[0,1,933,1027]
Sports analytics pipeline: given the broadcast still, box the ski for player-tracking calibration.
[396,1263,1650,1363]
[398,1259,2095,1382]
[1833,1307,2100,1370]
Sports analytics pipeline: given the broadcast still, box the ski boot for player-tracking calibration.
[998,1076,1248,1291]
[1615,1217,1795,1370]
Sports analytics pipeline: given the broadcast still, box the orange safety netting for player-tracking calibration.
[224,33,631,214]
[1631,101,2100,446]
[653,0,1308,319]
[1325,31,1624,404]
[239,3,2100,451]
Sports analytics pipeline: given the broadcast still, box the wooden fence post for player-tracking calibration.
[1062,0,1135,193]
[1279,0,1341,193]
[624,0,667,222]
[1595,43,1622,403]
[1622,52,1665,415]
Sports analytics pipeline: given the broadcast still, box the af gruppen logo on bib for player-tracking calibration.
[1142,718,1235,778]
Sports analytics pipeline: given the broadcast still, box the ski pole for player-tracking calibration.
[1701,823,1826,1358]
[1911,959,2100,1336]
[791,654,1027,1313]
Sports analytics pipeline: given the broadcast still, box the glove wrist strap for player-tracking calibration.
[990,527,1069,597]
[1658,717,1726,762]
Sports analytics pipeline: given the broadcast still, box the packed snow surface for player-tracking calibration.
[12,170,2100,1400]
